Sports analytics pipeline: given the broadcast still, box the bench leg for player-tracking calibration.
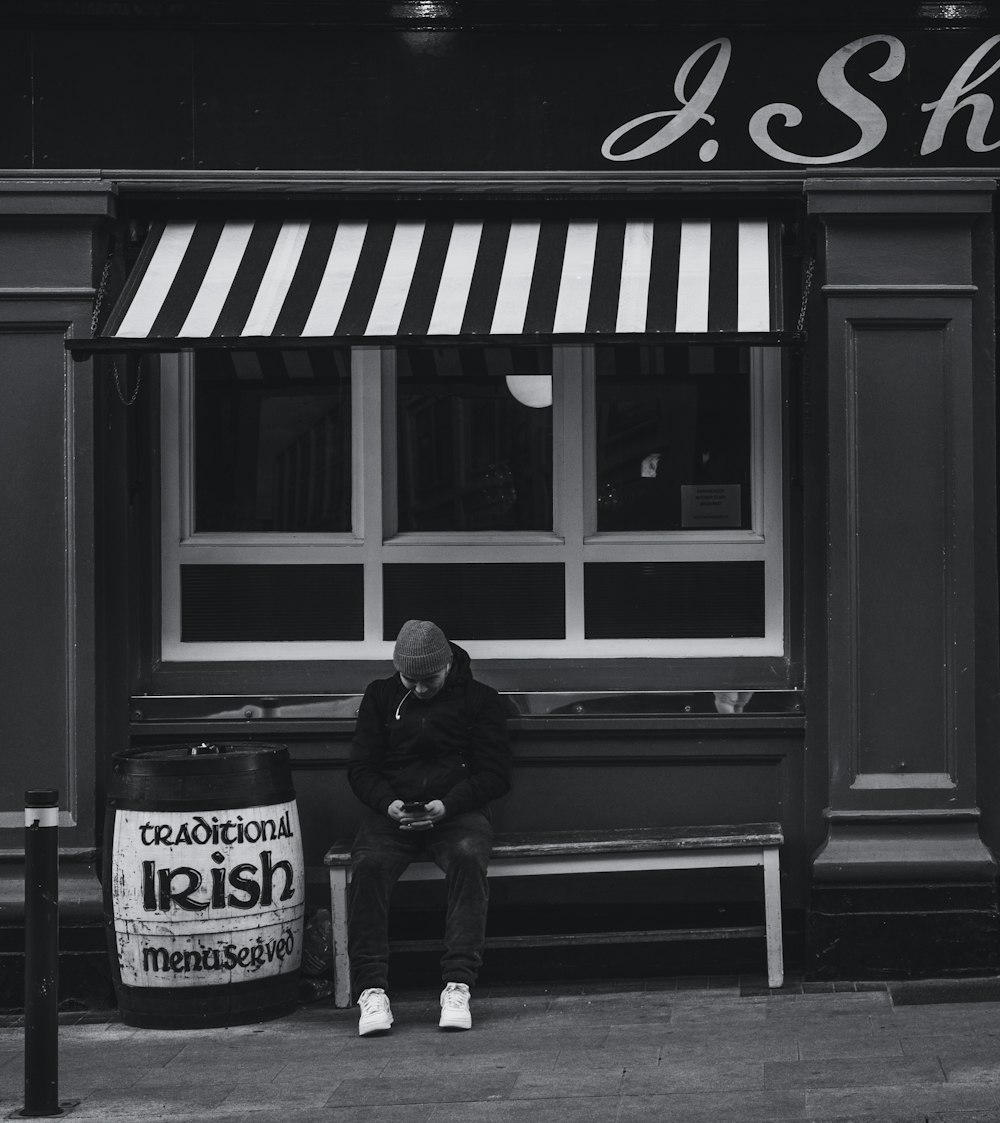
[329,867,352,1008]
[762,847,784,989]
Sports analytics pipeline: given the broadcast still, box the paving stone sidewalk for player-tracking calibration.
[2,976,1000,1122]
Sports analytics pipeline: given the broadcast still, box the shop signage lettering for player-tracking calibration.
[141,848,295,912]
[137,809,293,847]
[602,34,1000,165]
[681,484,742,530]
[110,802,305,988]
[141,932,296,976]
[16,26,1000,171]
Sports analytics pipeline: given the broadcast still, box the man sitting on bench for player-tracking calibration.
[345,619,512,1036]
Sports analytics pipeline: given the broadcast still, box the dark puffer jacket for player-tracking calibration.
[347,642,512,818]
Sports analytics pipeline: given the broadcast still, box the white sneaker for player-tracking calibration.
[357,988,393,1036]
[439,982,472,1030]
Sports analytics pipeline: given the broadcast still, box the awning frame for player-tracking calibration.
[69,330,805,358]
[70,213,802,358]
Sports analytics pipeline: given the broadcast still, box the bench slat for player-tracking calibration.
[389,924,767,952]
[325,820,786,1002]
[324,823,783,867]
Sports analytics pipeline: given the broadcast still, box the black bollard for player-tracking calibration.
[19,789,64,1118]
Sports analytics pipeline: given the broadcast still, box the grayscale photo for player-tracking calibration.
[1,2,1000,1120]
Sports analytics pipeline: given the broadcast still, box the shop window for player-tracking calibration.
[594,345,752,533]
[159,343,783,662]
[192,348,353,533]
[395,347,553,533]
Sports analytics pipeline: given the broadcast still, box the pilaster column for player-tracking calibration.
[805,177,998,977]
[0,178,117,1005]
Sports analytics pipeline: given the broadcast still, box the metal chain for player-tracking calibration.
[111,357,142,407]
[90,250,114,335]
[92,245,142,406]
[796,256,816,334]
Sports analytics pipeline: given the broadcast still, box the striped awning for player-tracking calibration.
[85,217,786,349]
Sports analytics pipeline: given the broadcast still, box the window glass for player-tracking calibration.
[595,344,752,532]
[163,343,783,662]
[193,349,352,533]
[395,346,553,532]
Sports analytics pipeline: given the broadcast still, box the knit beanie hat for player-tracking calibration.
[393,619,451,678]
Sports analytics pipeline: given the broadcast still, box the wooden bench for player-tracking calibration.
[323,822,784,1008]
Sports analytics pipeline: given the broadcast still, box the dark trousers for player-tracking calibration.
[347,809,493,1000]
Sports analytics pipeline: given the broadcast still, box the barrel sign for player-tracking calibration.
[110,799,304,988]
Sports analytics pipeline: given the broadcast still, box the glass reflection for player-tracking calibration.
[395,346,553,532]
[129,689,803,723]
[595,344,752,532]
[193,349,352,533]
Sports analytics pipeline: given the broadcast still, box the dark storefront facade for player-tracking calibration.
[2,0,1000,999]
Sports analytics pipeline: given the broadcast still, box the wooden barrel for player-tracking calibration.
[104,743,304,1028]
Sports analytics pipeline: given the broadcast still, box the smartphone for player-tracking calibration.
[400,801,426,815]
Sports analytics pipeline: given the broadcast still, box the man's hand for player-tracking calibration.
[390,798,446,831]
[421,800,446,824]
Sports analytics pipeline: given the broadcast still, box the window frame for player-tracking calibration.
[159,343,784,662]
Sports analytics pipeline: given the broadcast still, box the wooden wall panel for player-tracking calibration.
[825,297,976,804]
[0,324,95,843]
[284,729,806,908]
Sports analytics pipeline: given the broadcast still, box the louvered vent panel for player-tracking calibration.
[181,564,363,641]
[585,562,765,639]
[383,564,565,640]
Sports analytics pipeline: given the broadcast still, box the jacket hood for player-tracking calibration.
[444,641,472,685]
[388,641,472,716]
[348,636,511,815]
